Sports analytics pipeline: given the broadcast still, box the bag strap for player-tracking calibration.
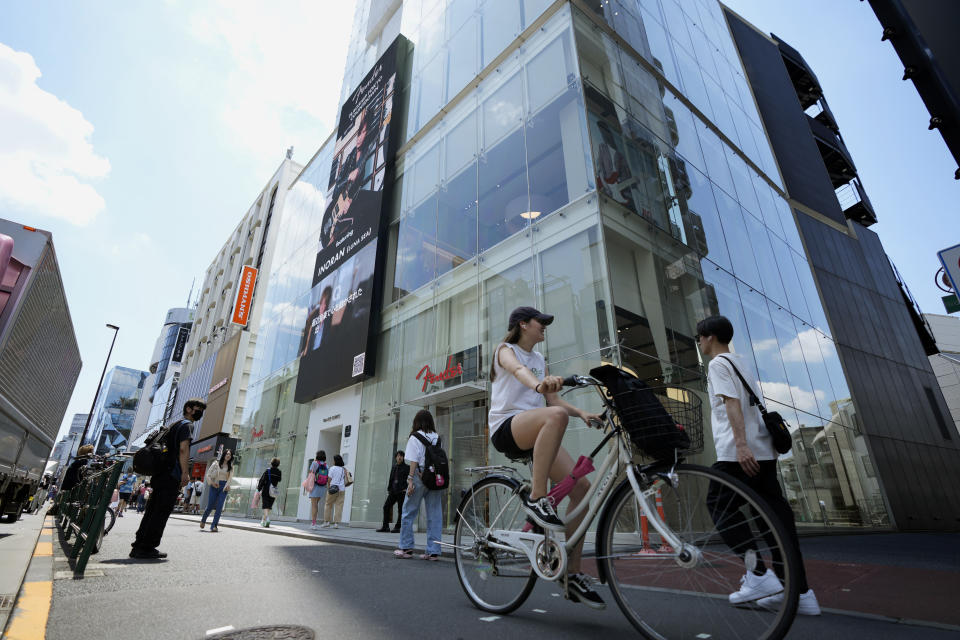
[412,432,440,450]
[716,355,768,416]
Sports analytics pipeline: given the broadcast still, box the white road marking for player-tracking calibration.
[532,608,547,613]
[551,593,560,597]
[206,626,234,635]
[696,634,711,639]
[479,616,500,622]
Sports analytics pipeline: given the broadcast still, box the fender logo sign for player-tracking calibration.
[251,426,264,438]
[416,356,464,393]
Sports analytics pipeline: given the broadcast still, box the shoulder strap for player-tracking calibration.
[716,355,768,415]
[412,432,438,448]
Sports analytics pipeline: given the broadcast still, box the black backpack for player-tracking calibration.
[413,433,450,491]
[589,365,690,460]
[132,420,186,476]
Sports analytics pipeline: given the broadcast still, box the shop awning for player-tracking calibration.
[404,381,487,407]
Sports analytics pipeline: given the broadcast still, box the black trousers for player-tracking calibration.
[132,475,179,552]
[381,491,405,528]
[706,460,809,593]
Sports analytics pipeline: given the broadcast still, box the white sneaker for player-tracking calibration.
[729,569,783,604]
[332,523,339,529]
[319,522,331,528]
[757,589,822,616]
[310,523,318,530]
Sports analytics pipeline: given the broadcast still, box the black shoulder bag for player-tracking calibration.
[717,356,792,454]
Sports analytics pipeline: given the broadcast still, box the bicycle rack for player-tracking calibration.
[54,462,123,577]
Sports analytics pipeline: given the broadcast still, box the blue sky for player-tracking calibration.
[0,1,955,442]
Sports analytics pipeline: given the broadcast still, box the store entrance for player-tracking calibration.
[434,398,487,529]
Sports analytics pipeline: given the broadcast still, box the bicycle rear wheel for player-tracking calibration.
[598,464,800,640]
[454,476,537,614]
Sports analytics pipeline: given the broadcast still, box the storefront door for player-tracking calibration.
[434,398,487,529]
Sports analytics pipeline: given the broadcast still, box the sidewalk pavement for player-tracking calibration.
[171,512,960,629]
[1,512,54,640]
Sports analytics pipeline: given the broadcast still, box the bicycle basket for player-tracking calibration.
[589,365,703,460]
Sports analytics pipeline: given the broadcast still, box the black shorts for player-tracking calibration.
[490,416,533,459]
[119,492,132,501]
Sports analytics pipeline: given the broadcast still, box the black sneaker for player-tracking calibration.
[129,548,167,560]
[520,490,564,531]
[568,573,606,610]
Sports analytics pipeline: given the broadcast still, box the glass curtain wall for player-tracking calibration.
[352,4,611,528]
[573,1,888,528]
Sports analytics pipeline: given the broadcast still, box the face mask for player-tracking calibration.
[193,409,205,420]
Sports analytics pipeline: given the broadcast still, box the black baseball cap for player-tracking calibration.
[508,306,554,329]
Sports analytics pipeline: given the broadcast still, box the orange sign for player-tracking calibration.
[231,265,258,326]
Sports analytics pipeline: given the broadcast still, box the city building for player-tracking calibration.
[174,154,302,482]
[84,365,149,454]
[866,0,960,180]
[0,219,82,519]
[926,313,960,437]
[49,413,87,472]
[220,0,958,532]
[127,307,193,447]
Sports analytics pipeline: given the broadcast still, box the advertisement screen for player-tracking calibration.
[294,36,407,404]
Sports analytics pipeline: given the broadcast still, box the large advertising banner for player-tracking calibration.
[295,36,407,404]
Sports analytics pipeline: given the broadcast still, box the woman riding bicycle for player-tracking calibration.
[488,306,605,609]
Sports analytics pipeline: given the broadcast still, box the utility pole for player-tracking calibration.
[78,323,120,453]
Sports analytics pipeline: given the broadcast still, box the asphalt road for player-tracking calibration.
[45,515,954,640]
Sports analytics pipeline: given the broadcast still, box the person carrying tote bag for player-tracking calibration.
[257,458,282,527]
[200,449,234,533]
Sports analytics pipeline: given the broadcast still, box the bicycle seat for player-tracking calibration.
[506,452,533,465]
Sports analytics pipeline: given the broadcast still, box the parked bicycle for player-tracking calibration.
[453,365,800,640]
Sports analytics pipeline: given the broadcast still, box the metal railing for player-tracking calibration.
[53,458,124,577]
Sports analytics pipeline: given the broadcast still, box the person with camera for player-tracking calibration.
[129,399,205,560]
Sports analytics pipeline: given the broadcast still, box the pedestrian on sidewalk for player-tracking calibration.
[696,315,820,616]
[307,451,328,529]
[188,478,203,514]
[257,457,282,527]
[116,471,136,517]
[322,455,347,529]
[377,451,406,532]
[129,399,203,560]
[201,448,234,533]
[135,482,147,513]
[394,410,442,561]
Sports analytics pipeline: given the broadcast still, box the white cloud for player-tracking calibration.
[0,42,110,225]
[184,0,355,167]
[754,328,829,364]
[760,381,826,415]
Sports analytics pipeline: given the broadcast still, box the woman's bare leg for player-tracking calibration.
[548,447,590,573]
[509,406,569,499]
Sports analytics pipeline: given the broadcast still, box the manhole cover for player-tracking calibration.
[206,626,315,640]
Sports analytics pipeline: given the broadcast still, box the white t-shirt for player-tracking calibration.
[488,343,547,435]
[707,353,776,462]
[404,430,439,468]
[327,465,346,491]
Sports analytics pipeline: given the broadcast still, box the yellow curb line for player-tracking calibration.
[32,543,52,558]
[2,582,52,640]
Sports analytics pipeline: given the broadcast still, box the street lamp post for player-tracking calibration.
[77,323,120,453]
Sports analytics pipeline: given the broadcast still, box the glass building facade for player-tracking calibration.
[86,365,149,454]
[225,0,890,530]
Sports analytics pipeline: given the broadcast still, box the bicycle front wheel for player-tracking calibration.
[599,464,800,640]
[454,476,537,614]
[103,507,116,534]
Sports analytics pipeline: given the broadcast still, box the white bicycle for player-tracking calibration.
[452,366,801,640]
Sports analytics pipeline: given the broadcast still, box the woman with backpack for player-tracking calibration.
[200,449,234,532]
[308,450,328,530]
[394,410,443,560]
[257,457,282,527]
[321,454,347,529]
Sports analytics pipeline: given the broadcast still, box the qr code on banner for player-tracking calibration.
[352,353,365,377]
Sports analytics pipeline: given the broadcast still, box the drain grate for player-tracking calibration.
[0,593,15,611]
[206,626,315,640]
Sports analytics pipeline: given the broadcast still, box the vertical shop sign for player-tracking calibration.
[295,35,409,404]
[231,265,258,326]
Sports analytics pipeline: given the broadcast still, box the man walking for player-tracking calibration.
[376,451,407,533]
[129,399,205,560]
[696,315,820,615]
